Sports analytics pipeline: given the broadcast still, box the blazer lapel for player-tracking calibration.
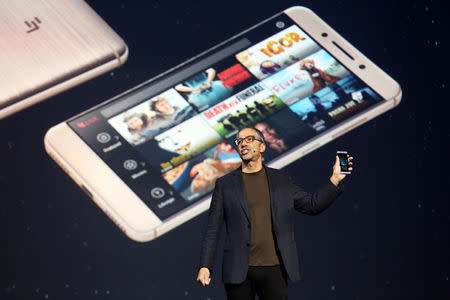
[265,166,278,223]
[232,168,250,222]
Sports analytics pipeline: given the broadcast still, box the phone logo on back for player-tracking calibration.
[25,17,42,33]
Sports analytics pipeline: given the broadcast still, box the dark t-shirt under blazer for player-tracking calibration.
[242,168,280,266]
[200,166,344,284]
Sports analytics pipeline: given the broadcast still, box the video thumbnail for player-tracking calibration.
[108,88,196,146]
[323,76,383,121]
[162,142,241,202]
[289,88,336,132]
[225,108,316,163]
[134,115,223,172]
[289,74,383,131]
[174,57,257,112]
[235,25,320,80]
[262,49,351,106]
[201,83,286,138]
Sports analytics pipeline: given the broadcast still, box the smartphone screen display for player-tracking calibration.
[337,152,350,172]
[66,13,384,220]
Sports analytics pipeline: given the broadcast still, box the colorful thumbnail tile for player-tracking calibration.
[162,142,241,202]
[262,49,351,106]
[225,108,316,163]
[108,88,196,146]
[134,115,222,172]
[201,83,286,138]
[322,76,383,121]
[235,25,320,80]
[174,57,257,112]
[289,74,383,132]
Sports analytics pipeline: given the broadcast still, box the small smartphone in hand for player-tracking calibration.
[337,151,351,174]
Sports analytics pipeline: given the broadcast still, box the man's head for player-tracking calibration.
[254,122,276,142]
[124,112,150,133]
[235,127,266,162]
[151,97,174,116]
[299,58,316,70]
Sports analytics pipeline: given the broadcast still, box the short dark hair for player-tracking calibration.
[150,97,168,112]
[124,113,150,133]
[236,126,265,144]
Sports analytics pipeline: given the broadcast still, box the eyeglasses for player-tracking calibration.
[234,135,263,146]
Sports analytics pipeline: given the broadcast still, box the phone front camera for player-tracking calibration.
[275,21,285,29]
[321,32,328,37]
[359,64,366,69]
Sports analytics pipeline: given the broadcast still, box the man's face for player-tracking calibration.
[255,123,276,140]
[237,128,265,162]
[155,98,174,115]
[127,116,144,131]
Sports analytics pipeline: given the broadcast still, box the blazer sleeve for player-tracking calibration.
[199,177,225,271]
[289,174,344,216]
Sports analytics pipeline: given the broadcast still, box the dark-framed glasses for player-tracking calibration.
[234,135,263,146]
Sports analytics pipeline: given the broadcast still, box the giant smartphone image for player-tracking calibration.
[45,6,401,242]
[0,0,128,119]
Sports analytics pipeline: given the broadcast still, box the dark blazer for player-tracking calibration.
[200,166,344,284]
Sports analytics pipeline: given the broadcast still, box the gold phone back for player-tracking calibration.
[0,0,127,114]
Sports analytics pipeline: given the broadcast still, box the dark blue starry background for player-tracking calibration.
[1,0,448,299]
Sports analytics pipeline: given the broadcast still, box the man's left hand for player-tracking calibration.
[330,155,354,187]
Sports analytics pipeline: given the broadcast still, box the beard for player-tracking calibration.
[240,155,252,163]
[239,150,257,163]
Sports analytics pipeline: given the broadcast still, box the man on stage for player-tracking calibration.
[197,126,353,300]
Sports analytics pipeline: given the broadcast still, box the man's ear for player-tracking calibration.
[260,142,266,153]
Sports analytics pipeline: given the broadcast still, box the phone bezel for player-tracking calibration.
[45,6,401,242]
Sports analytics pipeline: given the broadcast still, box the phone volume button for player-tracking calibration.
[46,144,83,186]
[45,142,128,238]
[100,204,127,237]
[80,184,93,199]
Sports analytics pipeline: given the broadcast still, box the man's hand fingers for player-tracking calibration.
[201,276,210,286]
[196,276,202,284]
[197,272,211,287]
[197,276,206,286]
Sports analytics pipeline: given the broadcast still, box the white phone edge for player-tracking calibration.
[45,6,401,242]
[1,50,128,119]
